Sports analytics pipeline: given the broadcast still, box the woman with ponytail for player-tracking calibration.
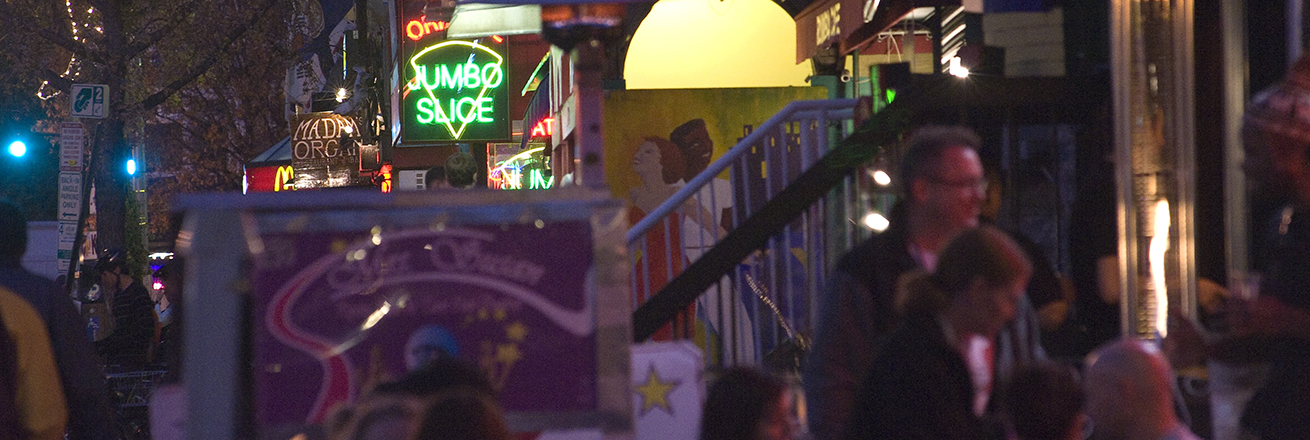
[845,225,1032,440]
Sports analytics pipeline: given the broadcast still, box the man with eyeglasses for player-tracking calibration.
[804,126,1049,440]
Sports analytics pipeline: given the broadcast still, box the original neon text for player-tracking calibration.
[406,16,449,41]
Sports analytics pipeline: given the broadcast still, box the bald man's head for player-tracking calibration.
[1084,339,1177,439]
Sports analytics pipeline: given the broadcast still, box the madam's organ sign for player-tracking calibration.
[403,38,510,142]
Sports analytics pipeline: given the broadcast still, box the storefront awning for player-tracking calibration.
[249,136,293,166]
[244,137,294,193]
[794,0,959,64]
[519,60,553,150]
[447,4,542,38]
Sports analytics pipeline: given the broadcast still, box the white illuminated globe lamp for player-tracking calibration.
[863,212,890,231]
[7,140,25,157]
[948,56,970,78]
[336,88,349,102]
[873,170,891,186]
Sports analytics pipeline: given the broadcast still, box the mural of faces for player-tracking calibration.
[633,136,686,185]
[671,119,713,180]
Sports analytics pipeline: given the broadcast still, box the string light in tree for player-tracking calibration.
[37,1,99,100]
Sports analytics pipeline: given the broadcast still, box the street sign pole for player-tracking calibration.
[57,122,85,274]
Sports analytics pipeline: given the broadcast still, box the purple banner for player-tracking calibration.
[250,222,596,426]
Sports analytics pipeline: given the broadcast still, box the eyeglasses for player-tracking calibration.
[925,176,989,192]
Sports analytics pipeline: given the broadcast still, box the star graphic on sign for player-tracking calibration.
[634,364,679,416]
[505,322,528,341]
[495,343,521,365]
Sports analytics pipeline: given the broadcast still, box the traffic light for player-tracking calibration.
[3,113,33,159]
[6,140,25,158]
[125,158,137,176]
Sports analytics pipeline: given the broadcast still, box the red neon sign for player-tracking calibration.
[378,164,393,193]
[244,165,297,193]
[406,16,449,41]
[530,118,554,138]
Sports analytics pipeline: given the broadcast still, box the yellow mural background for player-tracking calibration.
[603,87,829,201]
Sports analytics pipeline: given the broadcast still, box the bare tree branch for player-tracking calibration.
[124,0,280,113]
[37,69,75,91]
[156,111,246,159]
[123,0,207,58]
[84,0,109,13]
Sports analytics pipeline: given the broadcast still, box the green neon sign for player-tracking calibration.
[402,39,510,142]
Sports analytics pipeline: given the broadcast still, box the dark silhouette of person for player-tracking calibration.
[0,199,118,439]
[408,391,510,440]
[332,356,498,440]
[1003,361,1085,440]
[701,367,794,440]
[1222,52,1310,439]
[93,249,157,369]
[445,152,478,189]
[805,127,1048,440]
[424,166,448,190]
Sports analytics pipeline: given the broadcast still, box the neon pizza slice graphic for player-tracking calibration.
[408,40,505,140]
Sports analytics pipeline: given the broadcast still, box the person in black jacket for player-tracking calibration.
[94,249,156,369]
[1222,52,1310,440]
[846,225,1031,440]
[804,126,1048,440]
[0,200,118,439]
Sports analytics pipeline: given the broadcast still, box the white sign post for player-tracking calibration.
[70,84,108,119]
[56,222,77,272]
[57,122,85,273]
[56,172,82,272]
[58,173,82,222]
[60,122,83,171]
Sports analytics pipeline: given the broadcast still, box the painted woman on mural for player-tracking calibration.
[629,136,704,341]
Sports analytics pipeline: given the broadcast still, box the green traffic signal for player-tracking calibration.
[6,140,25,158]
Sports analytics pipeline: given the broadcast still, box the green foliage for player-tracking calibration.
[123,188,149,278]
[0,0,293,248]
[143,1,294,242]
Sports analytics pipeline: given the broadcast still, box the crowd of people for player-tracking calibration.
[789,122,1207,440]
[4,54,1310,440]
[786,50,1310,440]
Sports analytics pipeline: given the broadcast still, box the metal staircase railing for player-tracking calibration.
[626,97,908,367]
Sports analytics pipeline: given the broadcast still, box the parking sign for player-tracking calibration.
[70,84,108,118]
[58,172,82,222]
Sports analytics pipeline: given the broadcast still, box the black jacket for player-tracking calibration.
[0,265,118,439]
[803,207,1048,440]
[846,313,1004,440]
[98,281,156,369]
[1243,205,1310,439]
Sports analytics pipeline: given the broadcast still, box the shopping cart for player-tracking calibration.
[106,367,168,439]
